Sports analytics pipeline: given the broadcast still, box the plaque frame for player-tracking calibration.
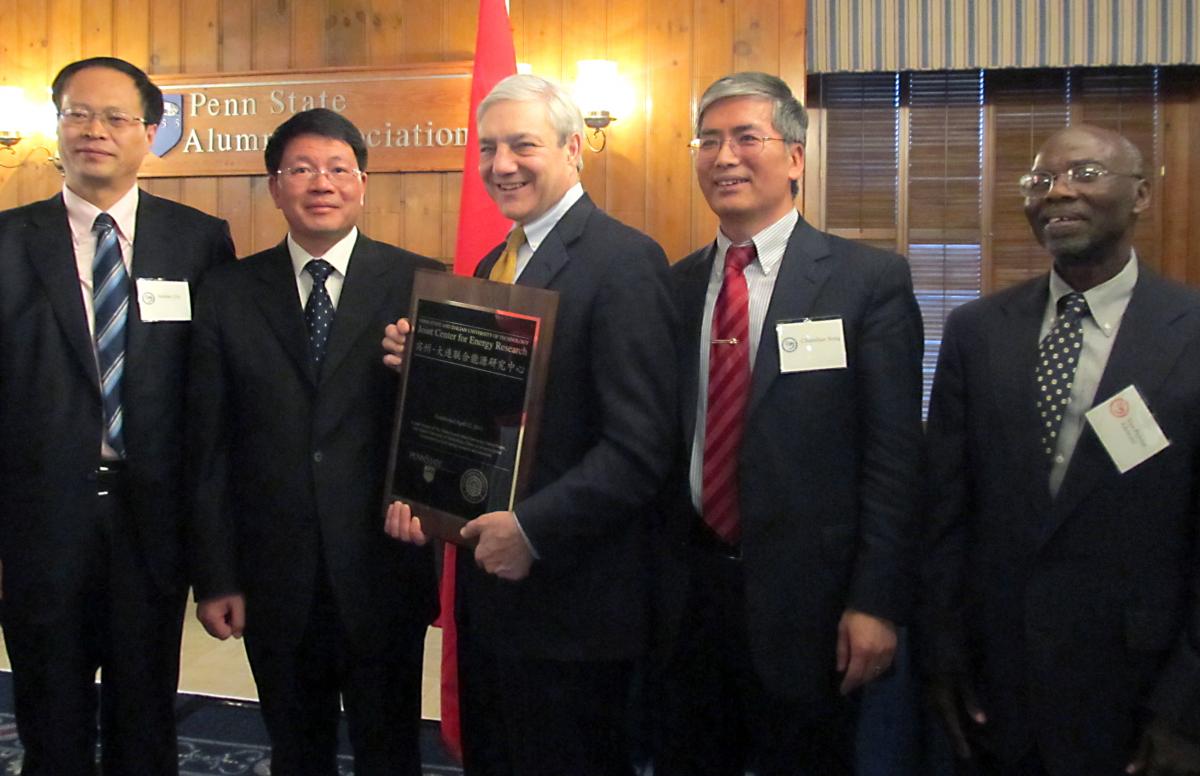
[384,269,558,546]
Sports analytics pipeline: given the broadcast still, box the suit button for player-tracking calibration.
[312,451,323,463]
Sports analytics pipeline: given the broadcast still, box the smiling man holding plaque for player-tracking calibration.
[384,74,677,776]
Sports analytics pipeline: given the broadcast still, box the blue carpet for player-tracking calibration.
[0,672,463,775]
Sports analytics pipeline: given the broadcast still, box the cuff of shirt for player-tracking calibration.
[511,511,541,560]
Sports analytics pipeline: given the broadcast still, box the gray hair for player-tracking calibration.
[696,71,809,147]
[478,74,585,171]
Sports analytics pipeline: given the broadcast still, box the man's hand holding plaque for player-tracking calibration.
[381,317,411,373]
[380,270,557,552]
[460,511,533,581]
[385,497,533,582]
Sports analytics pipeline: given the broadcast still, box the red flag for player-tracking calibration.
[440,0,517,759]
[452,0,517,276]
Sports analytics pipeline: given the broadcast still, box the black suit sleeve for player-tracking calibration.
[845,253,925,624]
[1147,474,1200,739]
[917,305,972,675]
[186,267,240,602]
[515,241,678,560]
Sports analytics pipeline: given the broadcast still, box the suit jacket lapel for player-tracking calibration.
[127,192,175,388]
[1048,270,1190,537]
[320,235,392,383]
[26,195,99,392]
[993,276,1053,520]
[515,194,594,290]
[678,244,717,446]
[251,242,312,383]
[747,218,834,419]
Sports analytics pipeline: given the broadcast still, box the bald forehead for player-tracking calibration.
[1034,125,1143,174]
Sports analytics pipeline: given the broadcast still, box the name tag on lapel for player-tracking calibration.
[136,278,191,322]
[1085,385,1170,473]
[776,318,847,373]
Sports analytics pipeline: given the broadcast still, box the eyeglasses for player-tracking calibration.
[274,165,364,184]
[58,107,148,130]
[1018,163,1143,198]
[688,134,790,159]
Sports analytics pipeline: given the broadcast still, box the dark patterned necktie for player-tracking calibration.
[702,243,756,543]
[92,213,128,458]
[304,258,336,370]
[1035,291,1090,457]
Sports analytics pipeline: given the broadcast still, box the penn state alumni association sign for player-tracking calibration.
[139,62,471,178]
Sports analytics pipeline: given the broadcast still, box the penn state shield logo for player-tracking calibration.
[151,94,183,157]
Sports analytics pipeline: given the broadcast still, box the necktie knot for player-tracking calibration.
[92,212,116,236]
[1058,291,1089,322]
[305,258,335,285]
[505,226,526,253]
[724,243,756,276]
[489,226,526,284]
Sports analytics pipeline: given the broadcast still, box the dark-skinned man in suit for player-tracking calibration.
[654,71,925,776]
[383,74,677,776]
[921,125,1200,776]
[0,57,235,774]
[188,108,439,775]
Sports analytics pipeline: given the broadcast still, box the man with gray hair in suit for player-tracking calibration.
[384,74,677,776]
[655,71,924,775]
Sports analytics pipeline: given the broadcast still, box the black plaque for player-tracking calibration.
[385,270,558,545]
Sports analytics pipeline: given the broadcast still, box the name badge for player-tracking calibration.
[776,318,847,373]
[136,278,191,322]
[1084,385,1170,473]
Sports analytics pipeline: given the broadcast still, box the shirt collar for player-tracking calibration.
[63,183,139,245]
[287,227,359,279]
[1048,250,1138,338]
[713,208,798,275]
[519,183,585,252]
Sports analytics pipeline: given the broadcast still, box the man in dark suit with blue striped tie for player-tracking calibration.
[0,57,235,774]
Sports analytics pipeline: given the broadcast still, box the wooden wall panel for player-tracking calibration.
[219,0,252,71]
[116,0,151,73]
[605,0,647,232]
[1,0,811,263]
[183,0,221,73]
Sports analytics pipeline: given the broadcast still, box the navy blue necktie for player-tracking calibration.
[304,259,336,371]
[1035,291,1090,458]
[92,213,128,457]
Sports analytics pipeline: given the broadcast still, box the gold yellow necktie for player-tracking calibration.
[488,226,526,284]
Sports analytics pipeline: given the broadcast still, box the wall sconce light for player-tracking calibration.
[574,60,623,153]
[0,86,58,168]
[0,87,27,148]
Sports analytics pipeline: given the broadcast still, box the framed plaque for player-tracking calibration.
[384,270,558,546]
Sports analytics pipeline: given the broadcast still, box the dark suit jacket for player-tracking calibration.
[921,266,1200,773]
[463,193,677,661]
[187,234,440,654]
[659,215,925,706]
[0,190,234,613]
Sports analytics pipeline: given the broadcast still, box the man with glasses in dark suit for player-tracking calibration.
[921,125,1200,775]
[0,57,234,775]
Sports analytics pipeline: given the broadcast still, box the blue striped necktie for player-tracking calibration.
[92,212,128,458]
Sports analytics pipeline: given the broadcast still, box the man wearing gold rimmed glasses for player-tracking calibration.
[921,124,1200,774]
[0,57,235,774]
[655,71,924,775]
[187,108,440,773]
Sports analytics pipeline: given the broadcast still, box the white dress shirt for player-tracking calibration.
[65,184,139,459]
[688,208,800,511]
[288,227,359,309]
[1042,253,1138,496]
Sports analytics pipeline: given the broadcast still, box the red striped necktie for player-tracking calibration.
[702,243,756,543]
